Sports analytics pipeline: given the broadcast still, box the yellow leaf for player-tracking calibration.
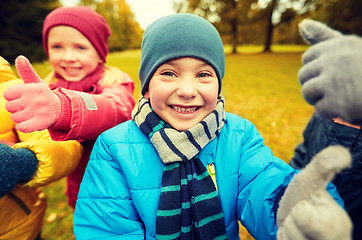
[46,213,57,223]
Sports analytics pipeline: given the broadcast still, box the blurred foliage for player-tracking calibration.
[176,0,362,53]
[175,0,319,52]
[0,0,60,63]
[311,0,362,36]
[1,0,360,62]
[80,0,143,51]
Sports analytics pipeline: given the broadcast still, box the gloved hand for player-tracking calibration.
[276,145,352,240]
[4,55,61,133]
[298,19,362,125]
[0,143,38,197]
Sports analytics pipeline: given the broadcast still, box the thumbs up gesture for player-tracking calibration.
[298,19,362,124]
[4,55,61,133]
[276,145,353,240]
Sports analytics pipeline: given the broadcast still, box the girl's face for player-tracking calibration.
[144,57,219,131]
[47,26,102,82]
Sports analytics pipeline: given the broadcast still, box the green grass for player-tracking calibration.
[30,45,313,239]
[222,51,314,161]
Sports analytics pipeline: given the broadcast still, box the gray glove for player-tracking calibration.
[277,145,352,240]
[298,19,362,125]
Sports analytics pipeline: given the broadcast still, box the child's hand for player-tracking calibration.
[276,145,352,240]
[298,19,362,125]
[0,143,38,197]
[4,55,61,133]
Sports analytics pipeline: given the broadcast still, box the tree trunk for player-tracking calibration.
[264,0,278,52]
[231,17,238,54]
[231,0,238,54]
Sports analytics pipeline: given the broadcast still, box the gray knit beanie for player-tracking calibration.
[139,13,225,95]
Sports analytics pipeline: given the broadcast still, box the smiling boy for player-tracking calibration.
[144,57,219,131]
[73,13,351,240]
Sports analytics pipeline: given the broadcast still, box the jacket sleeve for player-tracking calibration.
[289,113,318,169]
[49,73,135,141]
[74,133,145,239]
[235,119,344,240]
[0,56,17,83]
[13,129,83,187]
[234,119,297,240]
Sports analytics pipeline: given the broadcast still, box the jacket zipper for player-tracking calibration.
[207,163,217,190]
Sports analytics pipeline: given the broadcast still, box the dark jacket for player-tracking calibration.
[290,112,362,240]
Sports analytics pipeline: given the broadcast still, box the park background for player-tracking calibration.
[1,0,361,239]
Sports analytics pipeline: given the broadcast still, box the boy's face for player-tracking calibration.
[144,57,219,131]
[47,26,102,82]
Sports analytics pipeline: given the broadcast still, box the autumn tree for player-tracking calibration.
[250,0,322,52]
[81,0,143,51]
[273,0,362,46]
[311,0,362,36]
[0,0,60,62]
[176,0,327,52]
[176,0,257,54]
[262,0,277,52]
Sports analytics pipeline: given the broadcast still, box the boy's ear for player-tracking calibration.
[144,91,150,99]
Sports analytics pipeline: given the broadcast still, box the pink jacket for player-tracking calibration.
[48,67,135,208]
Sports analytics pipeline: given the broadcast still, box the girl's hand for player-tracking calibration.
[4,55,61,133]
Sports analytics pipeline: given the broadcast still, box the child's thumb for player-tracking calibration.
[15,55,43,84]
[305,145,351,190]
[299,19,342,45]
[277,145,351,227]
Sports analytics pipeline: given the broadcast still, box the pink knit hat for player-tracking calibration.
[42,6,111,62]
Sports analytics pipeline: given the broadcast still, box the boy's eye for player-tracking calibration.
[197,72,212,78]
[161,71,176,77]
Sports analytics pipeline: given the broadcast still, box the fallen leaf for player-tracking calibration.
[46,213,57,223]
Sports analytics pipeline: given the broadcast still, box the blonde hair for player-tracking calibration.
[100,65,125,87]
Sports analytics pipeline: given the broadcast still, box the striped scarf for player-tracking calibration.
[132,96,227,240]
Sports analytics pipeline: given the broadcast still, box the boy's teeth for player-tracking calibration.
[173,106,197,113]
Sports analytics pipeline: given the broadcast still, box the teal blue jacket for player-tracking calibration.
[73,113,341,240]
